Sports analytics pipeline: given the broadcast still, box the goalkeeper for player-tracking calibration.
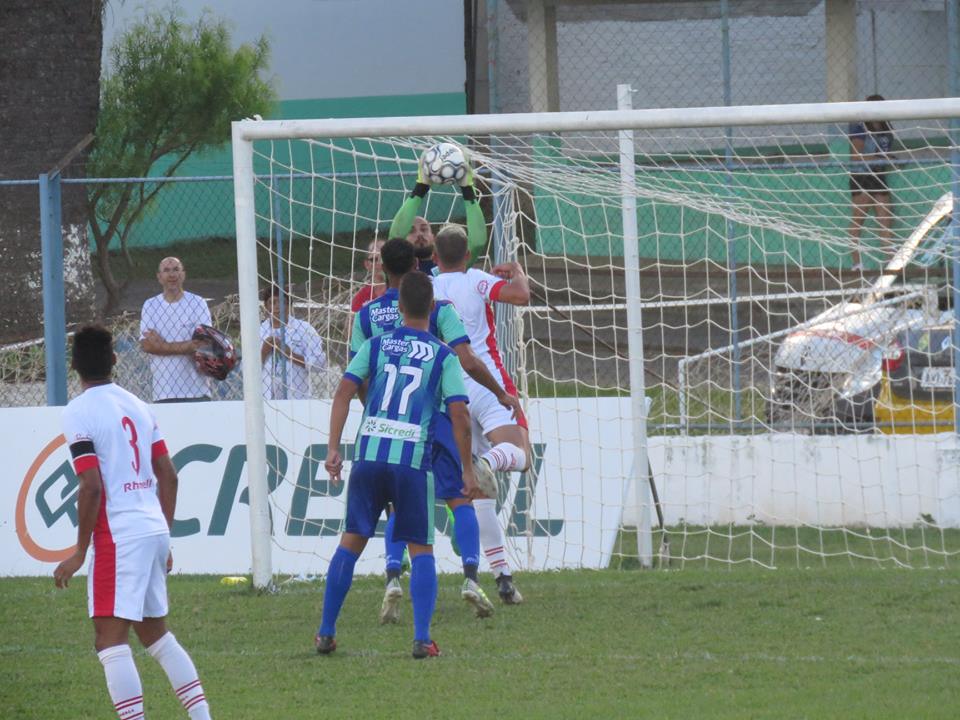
[389,149,487,274]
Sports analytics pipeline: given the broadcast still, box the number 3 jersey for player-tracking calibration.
[344,327,468,470]
[61,383,170,542]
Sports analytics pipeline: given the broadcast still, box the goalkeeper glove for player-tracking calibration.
[458,148,475,188]
[413,148,433,198]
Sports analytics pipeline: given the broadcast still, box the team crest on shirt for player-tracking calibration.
[477,279,489,294]
[408,340,435,362]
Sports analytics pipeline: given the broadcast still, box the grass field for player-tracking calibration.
[2,567,959,719]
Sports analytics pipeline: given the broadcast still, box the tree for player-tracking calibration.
[0,0,103,342]
[88,8,275,312]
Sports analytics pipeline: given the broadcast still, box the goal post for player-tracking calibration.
[232,97,960,589]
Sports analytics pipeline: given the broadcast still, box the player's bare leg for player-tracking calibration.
[135,617,212,719]
[473,424,530,605]
[93,617,145,720]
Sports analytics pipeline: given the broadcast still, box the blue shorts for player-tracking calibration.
[432,413,464,500]
[345,461,435,545]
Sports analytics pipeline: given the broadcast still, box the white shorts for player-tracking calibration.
[88,532,170,621]
[465,375,528,451]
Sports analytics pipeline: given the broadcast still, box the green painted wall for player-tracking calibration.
[101,91,466,250]
[535,140,951,269]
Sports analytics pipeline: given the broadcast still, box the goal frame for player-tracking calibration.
[232,97,960,589]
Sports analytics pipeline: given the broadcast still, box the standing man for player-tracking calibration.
[54,325,212,719]
[140,257,212,402]
[351,239,521,622]
[318,272,476,659]
[432,225,531,605]
[260,284,327,400]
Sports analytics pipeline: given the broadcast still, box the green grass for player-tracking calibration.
[612,526,960,570]
[3,568,959,718]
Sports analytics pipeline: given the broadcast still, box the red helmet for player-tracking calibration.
[192,324,237,381]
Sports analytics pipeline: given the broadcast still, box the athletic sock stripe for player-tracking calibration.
[125,713,145,720]
[175,679,202,695]
[183,694,207,710]
[114,695,143,710]
[484,547,504,555]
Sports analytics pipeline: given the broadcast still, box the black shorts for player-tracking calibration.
[849,172,890,196]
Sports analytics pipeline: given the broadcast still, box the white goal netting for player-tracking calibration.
[235,100,960,578]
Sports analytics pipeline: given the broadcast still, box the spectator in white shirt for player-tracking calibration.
[140,257,212,402]
[259,285,327,400]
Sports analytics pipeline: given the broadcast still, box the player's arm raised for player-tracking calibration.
[490,261,531,305]
[389,148,433,238]
[459,152,488,267]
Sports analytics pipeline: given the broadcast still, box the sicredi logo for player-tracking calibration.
[16,435,77,562]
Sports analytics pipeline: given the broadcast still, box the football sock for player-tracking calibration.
[97,644,144,720]
[145,633,210,720]
[445,505,461,556]
[481,442,527,473]
[474,498,511,577]
[384,513,406,580]
[452,504,480,579]
[319,546,359,637]
[409,554,437,643]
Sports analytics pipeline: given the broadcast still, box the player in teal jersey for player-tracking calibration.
[317,272,476,659]
[352,239,520,622]
[389,146,487,274]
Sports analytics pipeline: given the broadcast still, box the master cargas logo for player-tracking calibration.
[16,434,78,562]
[381,337,410,355]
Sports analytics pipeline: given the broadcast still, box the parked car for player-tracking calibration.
[874,323,955,434]
[768,193,953,432]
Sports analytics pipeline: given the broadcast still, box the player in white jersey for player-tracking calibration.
[431,225,531,604]
[54,326,212,720]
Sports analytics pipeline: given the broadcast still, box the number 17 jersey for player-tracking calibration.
[344,327,468,471]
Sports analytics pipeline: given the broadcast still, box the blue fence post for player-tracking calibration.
[39,171,67,406]
[949,0,960,435]
[721,0,742,423]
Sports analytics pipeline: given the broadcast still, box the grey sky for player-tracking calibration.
[102,0,465,100]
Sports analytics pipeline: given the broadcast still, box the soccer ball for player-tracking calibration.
[421,142,467,185]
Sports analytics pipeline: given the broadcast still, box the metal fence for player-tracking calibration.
[489,0,954,115]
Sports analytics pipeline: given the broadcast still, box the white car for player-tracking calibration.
[769,193,953,431]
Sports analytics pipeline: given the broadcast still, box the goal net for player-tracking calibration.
[231,98,960,586]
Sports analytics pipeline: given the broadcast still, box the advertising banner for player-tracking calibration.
[3,398,627,576]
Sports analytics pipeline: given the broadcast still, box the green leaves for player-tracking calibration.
[87,5,276,310]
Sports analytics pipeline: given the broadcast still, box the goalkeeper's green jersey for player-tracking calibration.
[389,192,487,265]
